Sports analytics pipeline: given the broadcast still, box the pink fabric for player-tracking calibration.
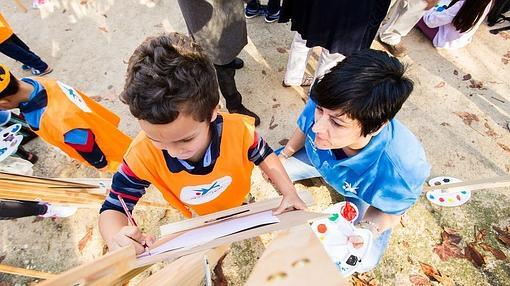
[416,18,439,42]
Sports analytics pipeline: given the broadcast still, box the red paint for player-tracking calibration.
[439,197,445,202]
[317,224,327,233]
[341,202,357,222]
[456,194,461,201]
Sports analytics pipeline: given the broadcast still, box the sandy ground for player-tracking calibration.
[1,0,510,285]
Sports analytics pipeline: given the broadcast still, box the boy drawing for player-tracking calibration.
[99,33,306,254]
[0,64,131,172]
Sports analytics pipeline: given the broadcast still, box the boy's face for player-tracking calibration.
[139,110,217,161]
[312,105,367,150]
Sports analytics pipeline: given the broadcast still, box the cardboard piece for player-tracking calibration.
[245,225,348,286]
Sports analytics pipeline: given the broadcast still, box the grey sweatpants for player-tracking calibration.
[379,0,428,45]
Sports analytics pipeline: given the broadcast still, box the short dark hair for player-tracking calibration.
[0,67,19,99]
[121,33,220,124]
[310,49,413,136]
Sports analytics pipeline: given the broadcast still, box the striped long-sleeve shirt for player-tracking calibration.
[100,114,272,214]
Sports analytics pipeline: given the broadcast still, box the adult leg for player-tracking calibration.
[0,34,49,71]
[378,0,428,56]
[0,200,46,220]
[277,148,322,182]
[283,32,312,86]
[314,48,345,80]
[215,64,261,125]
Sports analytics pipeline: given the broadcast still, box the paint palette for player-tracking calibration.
[311,202,372,277]
[426,176,471,207]
[0,124,23,162]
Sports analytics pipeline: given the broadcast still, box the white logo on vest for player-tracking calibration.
[57,81,92,113]
[180,176,232,205]
[343,181,358,194]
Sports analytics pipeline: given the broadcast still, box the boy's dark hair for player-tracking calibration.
[310,49,413,137]
[121,33,220,124]
[0,66,19,99]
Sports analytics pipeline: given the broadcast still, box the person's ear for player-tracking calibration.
[210,105,220,122]
[0,98,12,109]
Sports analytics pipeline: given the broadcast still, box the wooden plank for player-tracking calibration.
[245,225,348,286]
[36,246,136,286]
[423,175,510,193]
[12,0,28,12]
[136,210,326,268]
[137,245,229,286]
[160,190,314,235]
[0,264,56,280]
[0,172,96,188]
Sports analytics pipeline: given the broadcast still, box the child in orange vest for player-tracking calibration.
[0,64,131,172]
[0,13,52,76]
[99,33,307,254]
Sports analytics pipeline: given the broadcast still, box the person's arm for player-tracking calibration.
[348,207,401,248]
[247,132,307,213]
[98,162,154,254]
[258,153,307,214]
[423,1,463,28]
[64,129,108,170]
[279,128,306,159]
[424,0,440,10]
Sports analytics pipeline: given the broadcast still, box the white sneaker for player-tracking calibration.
[39,204,77,218]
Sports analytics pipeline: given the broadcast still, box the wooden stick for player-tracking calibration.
[423,175,510,193]
[0,263,56,280]
[0,172,96,188]
[245,225,348,286]
[36,246,136,286]
[12,0,28,13]
[137,245,229,286]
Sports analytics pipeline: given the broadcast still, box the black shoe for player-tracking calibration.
[228,105,261,126]
[223,58,244,70]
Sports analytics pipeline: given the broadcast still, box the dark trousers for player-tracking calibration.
[0,33,48,71]
[0,200,47,220]
[247,0,281,14]
[214,64,243,111]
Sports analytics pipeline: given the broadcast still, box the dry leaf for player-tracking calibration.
[272,104,281,108]
[278,139,289,146]
[419,262,440,280]
[453,70,459,76]
[479,243,507,260]
[269,116,278,130]
[0,254,5,263]
[468,79,485,89]
[493,226,510,248]
[435,274,454,286]
[98,26,109,33]
[454,112,479,126]
[276,47,287,54]
[498,143,510,154]
[434,241,464,261]
[475,228,487,243]
[442,228,462,244]
[78,225,94,253]
[465,243,485,267]
[462,74,472,81]
[434,81,446,88]
[409,274,431,286]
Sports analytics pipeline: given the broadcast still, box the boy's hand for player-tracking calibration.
[273,192,307,215]
[110,226,155,254]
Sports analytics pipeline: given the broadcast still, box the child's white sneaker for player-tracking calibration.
[39,204,77,218]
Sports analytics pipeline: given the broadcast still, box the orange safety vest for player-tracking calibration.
[0,13,13,44]
[124,113,256,218]
[34,78,131,172]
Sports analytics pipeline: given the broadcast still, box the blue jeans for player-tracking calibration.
[277,147,391,272]
[0,34,48,71]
